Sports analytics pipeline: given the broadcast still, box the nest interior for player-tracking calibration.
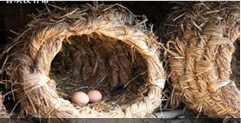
[50,33,149,109]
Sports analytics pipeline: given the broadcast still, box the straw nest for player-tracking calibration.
[0,3,165,120]
[163,2,240,118]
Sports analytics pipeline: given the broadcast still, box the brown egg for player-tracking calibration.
[87,90,102,103]
[71,91,89,105]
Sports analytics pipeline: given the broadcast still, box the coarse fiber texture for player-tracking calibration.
[0,3,165,121]
[231,39,240,89]
[164,2,240,118]
[0,92,9,118]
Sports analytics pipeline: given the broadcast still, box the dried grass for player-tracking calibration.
[231,39,240,89]
[163,1,240,118]
[0,92,9,118]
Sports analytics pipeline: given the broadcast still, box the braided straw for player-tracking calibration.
[164,2,240,118]
[0,3,165,120]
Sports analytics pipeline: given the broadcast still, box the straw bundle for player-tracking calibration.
[0,3,165,120]
[164,2,240,118]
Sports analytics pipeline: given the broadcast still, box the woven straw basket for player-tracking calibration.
[163,2,240,118]
[0,3,165,120]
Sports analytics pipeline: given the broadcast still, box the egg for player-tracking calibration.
[71,91,89,105]
[87,90,102,103]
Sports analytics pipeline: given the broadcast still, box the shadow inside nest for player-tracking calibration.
[50,34,149,111]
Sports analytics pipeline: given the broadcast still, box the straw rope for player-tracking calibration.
[164,2,240,118]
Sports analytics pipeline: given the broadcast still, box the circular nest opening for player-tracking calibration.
[51,34,148,109]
